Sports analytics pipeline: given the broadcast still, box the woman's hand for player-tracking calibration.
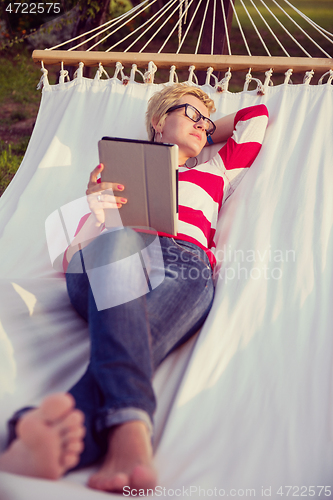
[86,164,127,226]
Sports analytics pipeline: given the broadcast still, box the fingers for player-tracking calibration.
[87,164,125,196]
[88,190,127,225]
[87,182,125,196]
[89,163,104,185]
[87,164,127,226]
[88,191,127,209]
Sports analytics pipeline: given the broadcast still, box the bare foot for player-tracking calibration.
[0,393,85,479]
[88,420,157,494]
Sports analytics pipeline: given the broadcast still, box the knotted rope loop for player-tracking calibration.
[303,70,314,85]
[205,67,217,87]
[318,69,333,85]
[95,62,110,80]
[215,68,232,92]
[243,68,267,95]
[187,65,198,85]
[59,61,70,84]
[37,61,49,90]
[264,68,274,88]
[130,64,145,83]
[169,65,179,84]
[243,68,252,92]
[253,68,274,95]
[256,79,265,95]
[144,61,157,84]
[284,68,293,85]
[112,61,128,83]
[73,62,84,80]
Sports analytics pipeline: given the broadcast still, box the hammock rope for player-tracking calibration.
[257,0,311,58]
[176,0,204,54]
[43,0,332,58]
[87,0,159,52]
[32,0,333,86]
[155,0,193,53]
[211,0,217,55]
[111,0,176,53]
[238,0,272,57]
[49,0,152,52]
[194,0,210,54]
[282,0,333,46]
[269,0,332,58]
[220,0,232,56]
[140,0,186,53]
[318,68,333,85]
[230,0,252,56]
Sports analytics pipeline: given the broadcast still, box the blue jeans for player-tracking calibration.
[65,228,214,467]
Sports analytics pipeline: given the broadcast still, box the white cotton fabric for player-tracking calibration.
[233,114,268,144]
[0,75,333,499]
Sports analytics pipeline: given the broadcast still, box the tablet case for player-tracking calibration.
[98,137,178,235]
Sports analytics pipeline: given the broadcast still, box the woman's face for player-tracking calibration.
[157,95,211,165]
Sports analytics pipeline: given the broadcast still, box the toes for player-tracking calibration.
[88,472,129,492]
[64,439,85,454]
[62,408,85,428]
[131,465,157,491]
[63,425,86,443]
[61,451,81,470]
[57,409,85,436]
[40,393,75,423]
[57,409,86,449]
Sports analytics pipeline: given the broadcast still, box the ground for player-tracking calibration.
[0,47,51,196]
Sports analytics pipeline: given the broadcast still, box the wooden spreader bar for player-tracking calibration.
[33,50,333,74]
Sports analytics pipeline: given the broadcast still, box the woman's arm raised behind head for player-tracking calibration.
[206,111,237,146]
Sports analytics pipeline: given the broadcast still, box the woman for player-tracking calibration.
[0,84,269,493]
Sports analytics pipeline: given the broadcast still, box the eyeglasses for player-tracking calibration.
[166,103,216,136]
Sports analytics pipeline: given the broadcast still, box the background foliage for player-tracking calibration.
[0,0,332,195]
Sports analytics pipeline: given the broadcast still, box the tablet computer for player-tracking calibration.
[98,137,178,235]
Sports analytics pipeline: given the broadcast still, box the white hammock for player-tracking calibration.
[1,2,333,499]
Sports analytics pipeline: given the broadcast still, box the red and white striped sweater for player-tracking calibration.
[64,104,268,272]
[159,104,269,267]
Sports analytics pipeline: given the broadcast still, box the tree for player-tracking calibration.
[71,0,111,44]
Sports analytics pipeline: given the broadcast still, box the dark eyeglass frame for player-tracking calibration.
[166,103,216,136]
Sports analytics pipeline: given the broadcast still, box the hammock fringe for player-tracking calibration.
[33,52,333,90]
[32,50,333,75]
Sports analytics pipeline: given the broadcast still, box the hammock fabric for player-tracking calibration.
[1,74,333,499]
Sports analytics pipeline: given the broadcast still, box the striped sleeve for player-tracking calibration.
[218,104,269,205]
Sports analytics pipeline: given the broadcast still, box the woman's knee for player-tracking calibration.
[81,227,144,270]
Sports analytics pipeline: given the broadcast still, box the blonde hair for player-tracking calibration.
[145,83,216,141]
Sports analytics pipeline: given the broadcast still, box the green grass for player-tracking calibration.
[0,142,24,196]
[230,0,333,57]
[0,48,41,105]
[0,46,41,196]
[232,0,333,30]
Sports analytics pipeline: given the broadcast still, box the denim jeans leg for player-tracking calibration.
[6,233,214,469]
[66,228,157,467]
[145,237,215,368]
[65,230,214,468]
